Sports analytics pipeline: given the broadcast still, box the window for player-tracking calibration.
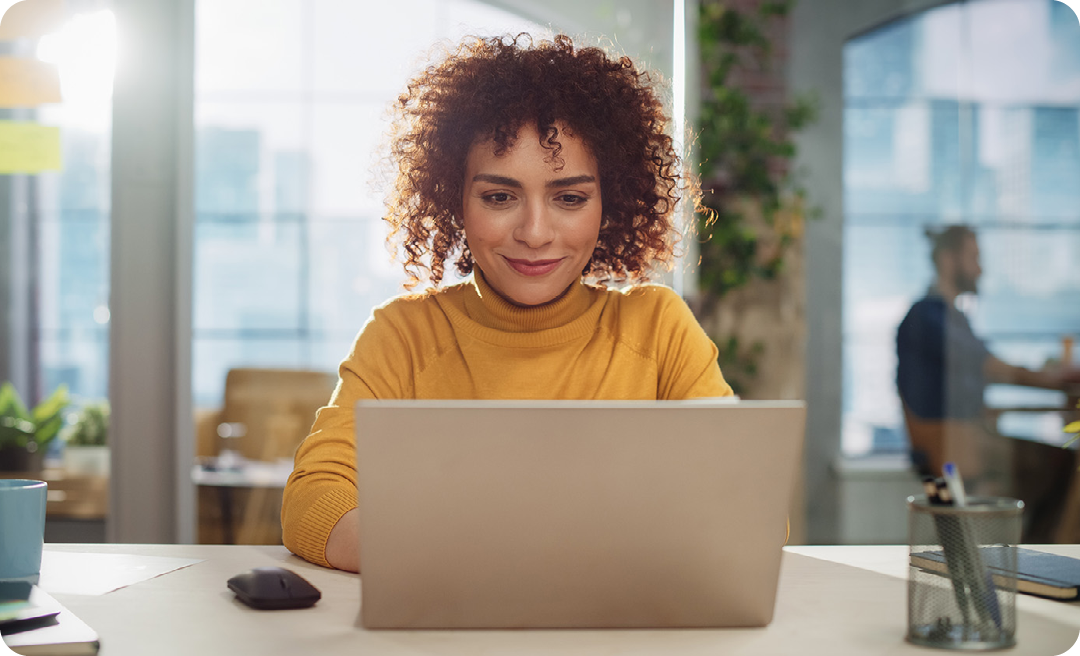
[14,8,115,408]
[842,0,1080,455]
[192,0,545,407]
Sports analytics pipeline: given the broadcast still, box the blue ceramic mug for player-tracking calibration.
[0,479,48,584]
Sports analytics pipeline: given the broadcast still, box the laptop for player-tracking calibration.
[354,399,805,629]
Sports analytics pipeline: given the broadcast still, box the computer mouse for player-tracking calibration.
[227,566,321,610]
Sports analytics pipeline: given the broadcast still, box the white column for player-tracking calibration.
[108,0,194,543]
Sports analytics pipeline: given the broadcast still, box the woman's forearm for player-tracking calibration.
[325,508,360,572]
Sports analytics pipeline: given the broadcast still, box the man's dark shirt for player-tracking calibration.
[896,290,990,420]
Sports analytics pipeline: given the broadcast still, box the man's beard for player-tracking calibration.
[955,271,978,295]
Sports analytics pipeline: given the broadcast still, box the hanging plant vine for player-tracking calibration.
[695,0,817,393]
[696,0,816,301]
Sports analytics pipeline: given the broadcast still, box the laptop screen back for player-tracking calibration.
[355,400,805,629]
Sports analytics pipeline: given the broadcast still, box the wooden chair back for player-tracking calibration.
[219,368,337,462]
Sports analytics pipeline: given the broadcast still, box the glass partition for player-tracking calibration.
[842,0,1080,456]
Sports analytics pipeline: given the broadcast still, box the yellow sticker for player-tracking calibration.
[0,57,61,106]
[0,0,66,40]
[0,121,61,173]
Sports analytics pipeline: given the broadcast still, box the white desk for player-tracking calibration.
[26,544,1080,655]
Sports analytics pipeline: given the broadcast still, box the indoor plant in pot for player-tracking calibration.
[0,382,69,472]
[62,400,110,476]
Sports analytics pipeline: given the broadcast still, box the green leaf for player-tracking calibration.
[0,383,69,449]
[759,1,792,18]
[1065,421,1080,434]
[0,382,31,422]
[0,416,34,449]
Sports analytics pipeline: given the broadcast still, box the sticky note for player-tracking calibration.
[0,120,61,173]
[0,0,66,40]
[0,57,61,106]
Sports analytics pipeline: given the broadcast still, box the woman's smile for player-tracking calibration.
[502,256,566,277]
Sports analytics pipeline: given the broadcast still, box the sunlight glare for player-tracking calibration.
[36,10,116,104]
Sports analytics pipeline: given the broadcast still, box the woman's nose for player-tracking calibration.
[513,201,556,248]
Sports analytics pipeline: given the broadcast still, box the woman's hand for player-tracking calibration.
[325,508,360,572]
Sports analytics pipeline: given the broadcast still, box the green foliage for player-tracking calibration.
[696,0,817,299]
[0,382,69,451]
[64,401,110,447]
[715,336,765,397]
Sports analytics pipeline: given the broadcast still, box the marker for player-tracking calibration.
[921,476,939,503]
[935,479,953,505]
[942,462,967,507]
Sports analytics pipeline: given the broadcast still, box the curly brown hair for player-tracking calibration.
[385,33,687,288]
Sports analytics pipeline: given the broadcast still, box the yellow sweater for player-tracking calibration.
[282,273,733,567]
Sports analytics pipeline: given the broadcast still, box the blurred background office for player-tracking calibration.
[0,0,1077,546]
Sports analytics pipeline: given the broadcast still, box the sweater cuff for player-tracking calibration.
[292,488,358,568]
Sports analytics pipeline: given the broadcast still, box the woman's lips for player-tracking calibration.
[503,256,564,277]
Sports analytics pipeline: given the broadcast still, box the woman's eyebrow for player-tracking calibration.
[470,173,597,188]
[471,174,521,187]
[546,175,596,188]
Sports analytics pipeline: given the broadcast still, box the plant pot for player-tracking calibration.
[0,445,44,473]
[63,446,110,477]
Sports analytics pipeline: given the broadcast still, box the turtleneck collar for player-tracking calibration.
[462,268,594,333]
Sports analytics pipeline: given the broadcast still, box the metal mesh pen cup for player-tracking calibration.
[907,496,1023,650]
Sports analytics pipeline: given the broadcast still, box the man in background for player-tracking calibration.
[896,225,1080,541]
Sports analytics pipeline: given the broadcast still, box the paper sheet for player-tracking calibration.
[0,120,61,173]
[38,552,203,596]
[0,0,66,40]
[0,57,62,106]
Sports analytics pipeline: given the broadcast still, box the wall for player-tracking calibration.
[836,454,923,544]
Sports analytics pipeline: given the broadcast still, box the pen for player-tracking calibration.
[941,462,1002,632]
[922,476,971,631]
[942,462,967,507]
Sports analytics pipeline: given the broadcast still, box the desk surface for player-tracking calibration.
[26,543,1080,656]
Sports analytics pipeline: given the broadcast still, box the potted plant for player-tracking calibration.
[62,400,110,477]
[0,382,69,472]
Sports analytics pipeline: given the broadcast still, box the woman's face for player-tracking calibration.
[462,123,602,307]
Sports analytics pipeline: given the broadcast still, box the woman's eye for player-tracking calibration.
[482,192,513,204]
[557,194,587,206]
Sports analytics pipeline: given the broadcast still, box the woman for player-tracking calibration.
[282,34,733,571]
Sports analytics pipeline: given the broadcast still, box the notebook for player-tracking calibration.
[911,547,1080,601]
[1,586,100,655]
[0,585,48,636]
[354,399,806,629]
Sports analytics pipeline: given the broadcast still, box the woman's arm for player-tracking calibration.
[324,508,360,572]
[280,374,369,568]
[649,287,734,400]
[281,303,418,569]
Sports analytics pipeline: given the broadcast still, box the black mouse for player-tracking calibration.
[227,566,321,610]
